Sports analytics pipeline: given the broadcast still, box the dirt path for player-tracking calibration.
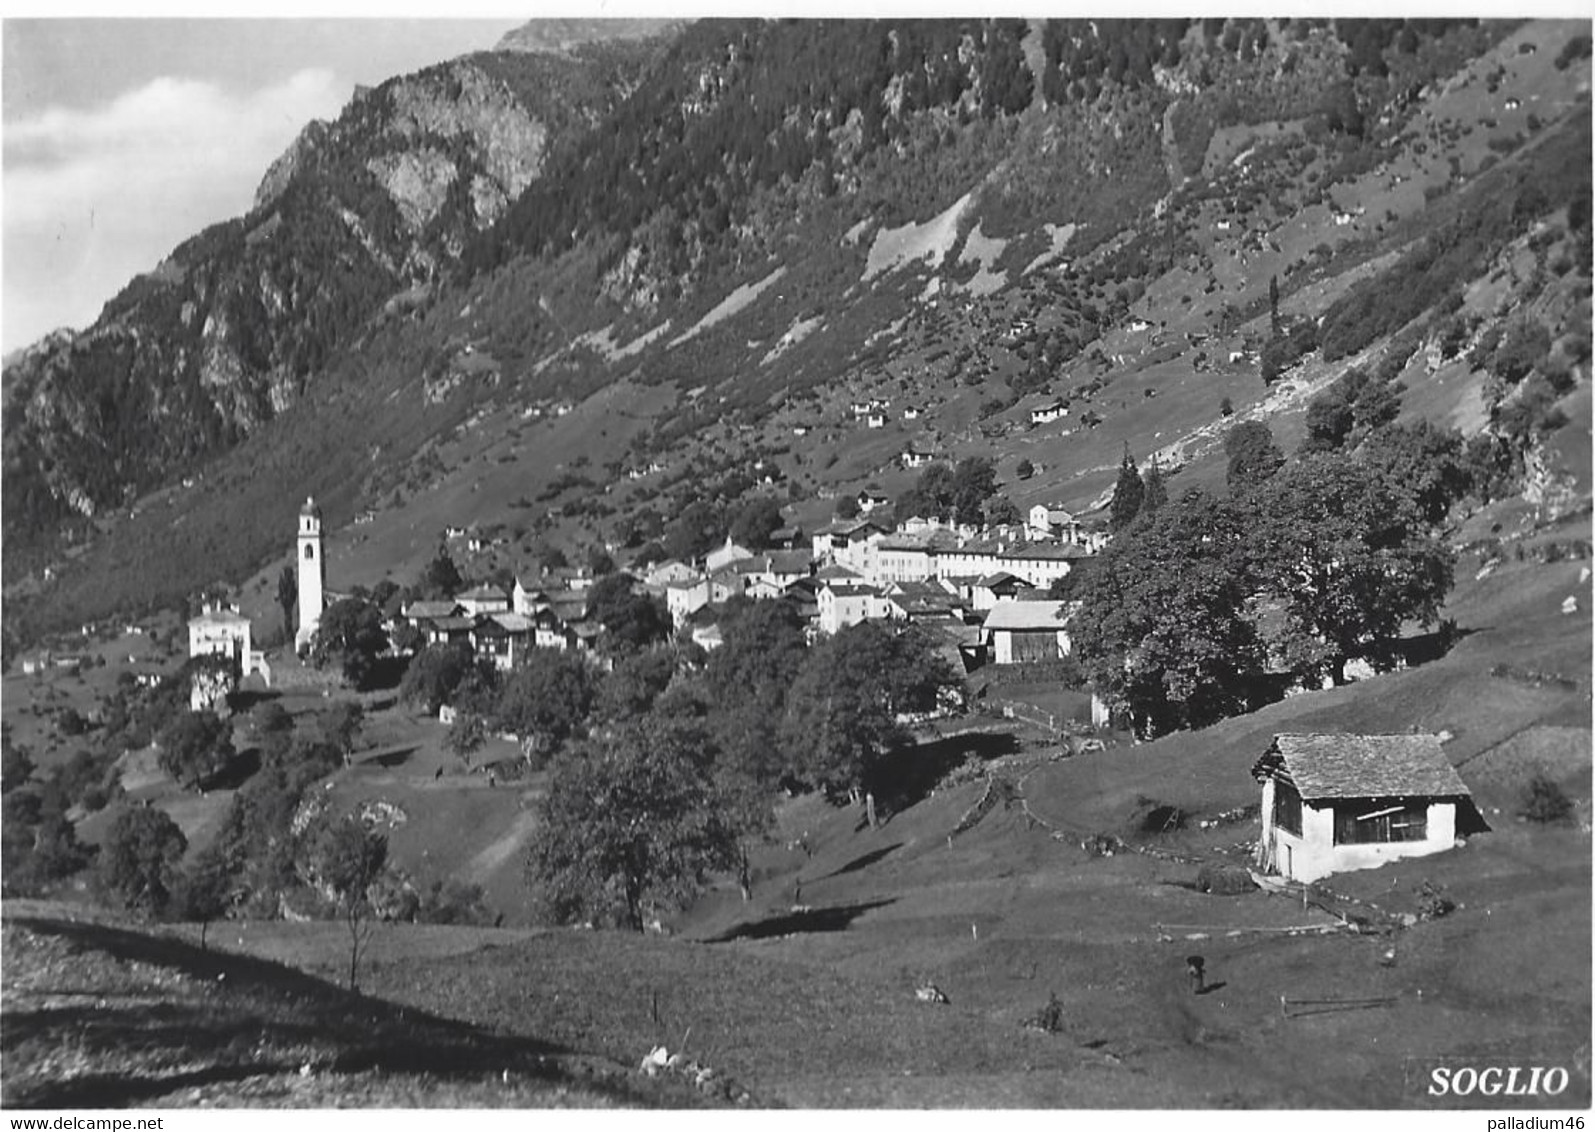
[464,807,541,883]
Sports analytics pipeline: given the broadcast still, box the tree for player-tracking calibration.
[1360,420,1473,525]
[310,597,389,689]
[1224,420,1285,490]
[781,622,960,799]
[171,843,235,948]
[304,815,388,992]
[98,806,188,920]
[493,649,598,762]
[1141,456,1168,516]
[949,457,999,526]
[398,640,478,715]
[1269,274,1281,337]
[1252,455,1455,686]
[1015,458,1035,480]
[2,729,35,793]
[1071,489,1265,738]
[1108,444,1145,532]
[586,574,670,654]
[586,545,616,577]
[446,711,486,768]
[985,495,1022,527]
[249,701,295,761]
[316,701,365,764]
[277,565,298,638]
[729,495,785,550]
[664,500,725,562]
[528,716,740,931]
[420,547,464,598]
[834,494,861,520]
[596,646,678,721]
[157,711,236,791]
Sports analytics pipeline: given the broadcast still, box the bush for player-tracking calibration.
[1519,773,1574,823]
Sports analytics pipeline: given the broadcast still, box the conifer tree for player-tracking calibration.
[1109,444,1145,532]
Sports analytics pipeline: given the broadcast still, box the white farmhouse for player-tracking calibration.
[1252,733,1483,884]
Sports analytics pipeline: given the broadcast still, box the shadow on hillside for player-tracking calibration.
[817,843,902,881]
[367,745,419,769]
[871,730,1022,815]
[1,915,656,1110]
[706,898,896,943]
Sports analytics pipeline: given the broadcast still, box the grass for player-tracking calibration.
[0,902,716,1109]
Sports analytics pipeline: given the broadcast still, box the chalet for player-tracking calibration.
[902,405,922,420]
[763,549,815,587]
[471,612,534,671]
[455,585,509,617]
[424,615,475,648]
[1252,733,1483,884]
[767,524,804,551]
[510,580,547,617]
[531,607,578,650]
[187,605,261,677]
[666,578,711,626]
[817,580,890,635]
[884,579,964,623]
[983,600,1072,664]
[856,489,891,514]
[1027,504,1076,540]
[645,559,698,588]
[901,445,937,470]
[1030,399,1068,425]
[811,518,889,575]
[866,413,887,429]
[405,599,465,637]
[970,571,1035,611]
[705,539,755,574]
[708,565,750,604]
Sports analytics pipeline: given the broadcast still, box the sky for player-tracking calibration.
[2,17,529,354]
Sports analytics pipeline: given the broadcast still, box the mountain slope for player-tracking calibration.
[4,18,1591,648]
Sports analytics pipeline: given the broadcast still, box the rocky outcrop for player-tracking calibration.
[4,46,641,547]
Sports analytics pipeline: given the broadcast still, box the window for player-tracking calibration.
[1272,780,1303,836]
[304,544,315,560]
[1333,801,1428,845]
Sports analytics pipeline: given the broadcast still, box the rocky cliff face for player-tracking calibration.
[2,43,661,547]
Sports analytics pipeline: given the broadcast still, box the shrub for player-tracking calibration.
[1519,773,1574,823]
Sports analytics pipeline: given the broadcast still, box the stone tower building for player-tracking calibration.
[295,496,325,651]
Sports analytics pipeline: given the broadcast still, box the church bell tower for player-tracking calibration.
[295,496,325,651]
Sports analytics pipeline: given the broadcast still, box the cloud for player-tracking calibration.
[3,68,348,353]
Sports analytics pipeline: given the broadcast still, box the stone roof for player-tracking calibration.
[976,571,1032,589]
[983,600,1070,631]
[482,612,534,633]
[1001,543,1089,562]
[767,549,813,575]
[456,585,508,602]
[404,600,461,621]
[1252,734,1471,801]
